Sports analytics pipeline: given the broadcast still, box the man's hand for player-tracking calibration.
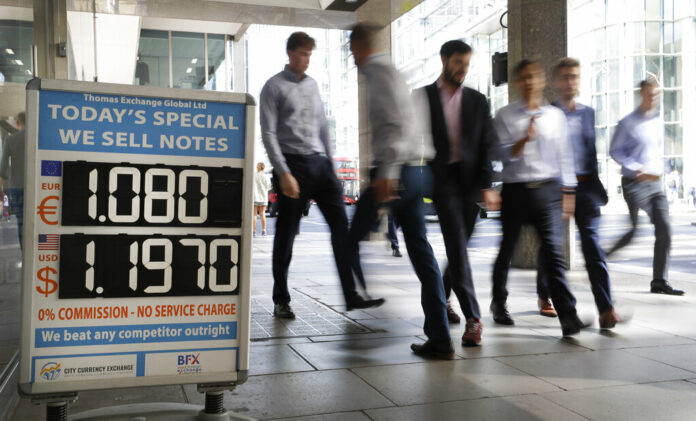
[635,170,660,183]
[511,115,536,157]
[279,172,300,199]
[562,193,575,221]
[482,189,501,212]
[372,177,399,203]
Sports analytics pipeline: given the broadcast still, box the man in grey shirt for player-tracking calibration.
[0,111,26,248]
[347,23,453,360]
[608,79,682,295]
[260,32,384,318]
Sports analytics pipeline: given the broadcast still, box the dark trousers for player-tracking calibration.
[349,166,450,342]
[433,164,481,320]
[537,180,612,313]
[386,215,400,250]
[272,154,357,305]
[608,177,671,281]
[9,188,23,249]
[492,181,578,319]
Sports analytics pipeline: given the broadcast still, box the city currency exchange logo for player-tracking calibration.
[40,362,62,381]
[176,353,202,375]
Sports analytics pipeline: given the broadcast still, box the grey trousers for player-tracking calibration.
[609,177,671,281]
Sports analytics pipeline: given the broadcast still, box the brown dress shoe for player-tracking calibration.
[538,298,557,318]
[599,307,625,329]
[446,299,461,324]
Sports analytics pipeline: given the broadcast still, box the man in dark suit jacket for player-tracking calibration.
[536,58,623,328]
[417,40,500,346]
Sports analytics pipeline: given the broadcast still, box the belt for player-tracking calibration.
[522,179,555,189]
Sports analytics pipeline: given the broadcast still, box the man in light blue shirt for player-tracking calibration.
[260,32,385,318]
[492,59,586,337]
[608,80,683,295]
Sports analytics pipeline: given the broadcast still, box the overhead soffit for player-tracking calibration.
[63,0,421,29]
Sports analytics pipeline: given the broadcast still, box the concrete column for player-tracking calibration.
[507,0,575,270]
[231,36,247,93]
[33,0,68,79]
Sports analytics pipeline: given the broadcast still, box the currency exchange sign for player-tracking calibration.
[19,79,255,395]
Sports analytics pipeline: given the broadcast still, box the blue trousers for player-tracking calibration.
[537,180,612,313]
[349,166,450,342]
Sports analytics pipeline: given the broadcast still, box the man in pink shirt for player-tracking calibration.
[417,40,500,346]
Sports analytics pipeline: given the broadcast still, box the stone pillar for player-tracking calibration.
[33,0,68,79]
[507,0,575,269]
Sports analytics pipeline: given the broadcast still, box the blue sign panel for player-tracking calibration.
[38,90,246,158]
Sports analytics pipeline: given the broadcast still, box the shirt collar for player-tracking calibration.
[436,77,464,96]
[553,100,585,113]
[282,65,310,83]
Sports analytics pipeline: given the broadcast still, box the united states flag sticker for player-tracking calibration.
[38,234,59,251]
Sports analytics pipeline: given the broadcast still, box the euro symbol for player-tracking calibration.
[37,195,59,225]
[36,266,58,297]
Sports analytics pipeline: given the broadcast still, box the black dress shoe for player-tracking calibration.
[650,279,684,296]
[392,248,403,257]
[490,302,514,325]
[346,297,386,311]
[560,314,590,337]
[410,340,455,360]
[273,303,296,319]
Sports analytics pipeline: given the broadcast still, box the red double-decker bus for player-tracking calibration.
[334,156,359,204]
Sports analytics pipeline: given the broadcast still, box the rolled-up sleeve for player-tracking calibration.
[260,81,290,176]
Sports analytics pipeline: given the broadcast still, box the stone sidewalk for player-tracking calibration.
[10,222,696,421]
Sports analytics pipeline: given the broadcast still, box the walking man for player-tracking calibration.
[536,58,623,327]
[348,23,454,359]
[491,59,587,336]
[260,32,384,318]
[418,40,500,346]
[608,79,683,295]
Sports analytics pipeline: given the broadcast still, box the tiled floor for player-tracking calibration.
[9,221,696,420]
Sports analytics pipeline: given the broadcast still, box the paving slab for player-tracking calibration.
[624,343,696,373]
[497,349,694,390]
[543,380,696,421]
[365,394,588,421]
[351,358,560,406]
[249,344,316,376]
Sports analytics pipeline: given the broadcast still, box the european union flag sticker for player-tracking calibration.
[41,160,62,177]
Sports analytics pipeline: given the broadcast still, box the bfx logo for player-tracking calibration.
[40,362,62,381]
[176,353,202,375]
[177,354,200,365]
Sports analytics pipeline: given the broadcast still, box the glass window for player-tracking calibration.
[172,31,205,89]
[662,89,681,122]
[608,92,622,124]
[626,0,646,20]
[0,20,34,84]
[596,127,608,156]
[593,28,606,60]
[664,124,682,155]
[632,56,645,86]
[646,55,661,81]
[663,55,681,87]
[206,34,226,91]
[137,29,169,87]
[626,22,645,54]
[608,58,621,90]
[646,0,662,19]
[593,94,607,126]
[607,25,621,57]
[663,22,675,53]
[646,22,661,54]
[592,61,606,93]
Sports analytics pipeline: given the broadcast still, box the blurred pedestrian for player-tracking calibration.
[347,23,453,359]
[535,58,624,328]
[260,32,384,318]
[491,59,588,337]
[608,79,683,295]
[253,162,272,236]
